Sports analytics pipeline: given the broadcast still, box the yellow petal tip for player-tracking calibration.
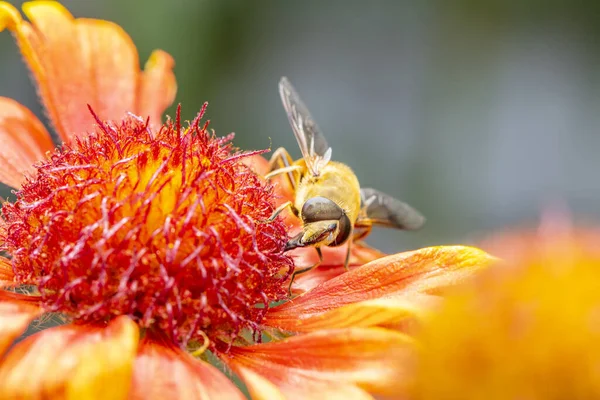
[0,2,21,32]
[22,0,71,17]
[20,1,76,36]
[455,244,499,261]
[429,245,498,265]
[146,49,175,68]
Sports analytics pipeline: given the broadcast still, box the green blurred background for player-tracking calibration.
[2,0,600,253]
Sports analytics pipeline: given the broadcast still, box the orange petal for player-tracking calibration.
[131,336,245,400]
[0,256,15,287]
[265,246,495,331]
[223,327,416,399]
[0,290,40,357]
[0,2,167,142]
[0,316,139,400]
[234,366,287,400]
[137,50,177,127]
[236,365,373,400]
[291,243,386,295]
[242,154,269,176]
[281,295,442,333]
[0,97,53,188]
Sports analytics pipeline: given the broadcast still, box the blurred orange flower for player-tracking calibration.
[407,220,600,400]
[0,2,494,399]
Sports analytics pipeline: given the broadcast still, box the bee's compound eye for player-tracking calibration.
[301,196,343,223]
[333,213,352,246]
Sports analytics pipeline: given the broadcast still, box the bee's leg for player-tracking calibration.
[288,247,323,296]
[262,200,295,223]
[267,147,297,190]
[352,226,373,242]
[349,219,380,256]
[352,218,373,243]
[267,147,294,173]
[264,165,303,181]
[285,222,338,296]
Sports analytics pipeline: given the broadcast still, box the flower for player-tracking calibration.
[406,219,600,399]
[0,2,495,399]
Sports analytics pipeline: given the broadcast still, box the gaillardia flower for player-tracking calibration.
[407,221,600,400]
[0,2,494,398]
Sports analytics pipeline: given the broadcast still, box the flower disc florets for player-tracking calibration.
[1,107,293,347]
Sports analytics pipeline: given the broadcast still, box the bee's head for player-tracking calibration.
[301,196,352,247]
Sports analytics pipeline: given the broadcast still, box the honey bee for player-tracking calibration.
[266,77,425,289]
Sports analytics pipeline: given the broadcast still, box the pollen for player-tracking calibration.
[1,106,293,347]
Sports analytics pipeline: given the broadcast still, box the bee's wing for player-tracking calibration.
[360,188,425,230]
[279,77,332,176]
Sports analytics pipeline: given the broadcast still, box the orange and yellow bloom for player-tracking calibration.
[0,2,493,399]
[396,218,600,399]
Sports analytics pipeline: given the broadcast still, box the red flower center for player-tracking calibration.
[1,107,293,348]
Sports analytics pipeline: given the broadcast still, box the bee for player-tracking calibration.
[266,77,425,290]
